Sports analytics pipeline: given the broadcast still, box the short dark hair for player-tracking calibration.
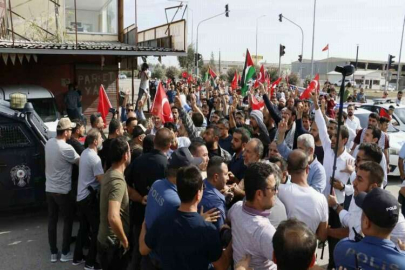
[207,156,225,180]
[217,118,230,129]
[399,90,403,94]
[72,120,84,133]
[269,155,287,172]
[367,125,381,141]
[189,141,206,156]
[176,165,203,203]
[358,161,384,187]
[84,128,100,148]
[164,122,178,133]
[126,117,137,128]
[244,162,275,202]
[206,125,221,138]
[335,125,349,141]
[369,112,380,121]
[273,219,317,270]
[154,128,173,149]
[233,128,250,143]
[56,129,65,136]
[347,104,355,110]
[358,143,383,163]
[213,110,224,119]
[90,113,101,127]
[109,119,121,135]
[192,112,204,127]
[287,150,308,174]
[110,136,129,163]
[143,134,155,153]
[379,117,390,124]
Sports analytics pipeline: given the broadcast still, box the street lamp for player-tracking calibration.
[256,15,266,65]
[397,15,405,91]
[310,0,317,78]
[196,5,230,76]
[188,7,194,45]
[278,13,304,80]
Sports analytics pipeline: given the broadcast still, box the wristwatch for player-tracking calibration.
[340,184,346,191]
[332,204,339,211]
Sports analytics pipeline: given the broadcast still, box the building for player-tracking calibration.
[292,57,405,89]
[327,70,385,90]
[0,0,186,122]
[203,60,291,75]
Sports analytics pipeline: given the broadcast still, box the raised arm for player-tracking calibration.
[263,94,282,125]
[312,92,331,150]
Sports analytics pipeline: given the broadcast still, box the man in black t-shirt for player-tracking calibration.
[99,119,124,171]
[139,165,232,270]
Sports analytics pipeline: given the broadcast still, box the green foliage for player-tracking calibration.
[304,76,311,88]
[166,66,180,80]
[209,52,216,70]
[200,64,209,78]
[226,67,241,84]
[287,72,299,86]
[151,65,164,80]
[268,68,279,81]
[178,44,195,72]
[219,74,228,82]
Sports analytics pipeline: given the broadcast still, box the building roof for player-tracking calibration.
[292,57,387,65]
[0,39,186,56]
[327,70,381,76]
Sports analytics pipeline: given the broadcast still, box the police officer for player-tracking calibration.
[334,188,405,269]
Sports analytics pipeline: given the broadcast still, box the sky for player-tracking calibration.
[124,0,405,67]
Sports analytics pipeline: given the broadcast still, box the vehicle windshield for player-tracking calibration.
[356,113,398,133]
[394,107,405,124]
[29,99,58,122]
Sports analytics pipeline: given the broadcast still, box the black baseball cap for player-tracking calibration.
[168,148,203,169]
[355,188,400,229]
[132,124,146,138]
[389,105,395,110]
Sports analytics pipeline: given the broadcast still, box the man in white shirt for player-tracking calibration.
[345,104,362,132]
[278,150,328,241]
[73,129,104,269]
[396,90,405,106]
[136,62,151,111]
[45,118,80,263]
[228,162,278,270]
[329,161,405,249]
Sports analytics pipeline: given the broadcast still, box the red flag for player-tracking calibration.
[251,95,264,110]
[285,75,289,87]
[257,65,266,83]
[167,78,172,85]
[209,67,217,79]
[182,71,188,78]
[151,82,174,123]
[379,108,391,121]
[231,71,238,90]
[97,84,112,127]
[322,44,329,51]
[300,74,320,100]
[270,77,282,96]
[187,74,193,84]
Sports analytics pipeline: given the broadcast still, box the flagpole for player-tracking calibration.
[327,46,329,82]
[310,0,317,78]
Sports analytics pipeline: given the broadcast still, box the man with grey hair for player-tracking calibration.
[243,138,264,166]
[276,120,326,193]
[278,149,329,241]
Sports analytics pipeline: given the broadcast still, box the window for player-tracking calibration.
[0,125,31,149]
[373,80,380,85]
[65,0,118,34]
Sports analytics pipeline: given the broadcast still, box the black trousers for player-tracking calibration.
[46,192,75,255]
[98,241,130,270]
[74,194,100,266]
[128,224,142,270]
[327,205,343,270]
[135,88,146,111]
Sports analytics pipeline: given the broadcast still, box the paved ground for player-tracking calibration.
[0,177,401,270]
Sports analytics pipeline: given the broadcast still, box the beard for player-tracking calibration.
[205,140,214,149]
[278,104,284,111]
[348,112,353,117]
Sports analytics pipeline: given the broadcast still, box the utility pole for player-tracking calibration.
[397,15,405,91]
[310,0,317,78]
[219,49,221,74]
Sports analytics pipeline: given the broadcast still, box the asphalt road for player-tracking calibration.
[0,176,402,270]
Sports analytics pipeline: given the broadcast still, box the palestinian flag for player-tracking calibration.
[208,66,217,87]
[241,49,256,96]
[203,72,208,82]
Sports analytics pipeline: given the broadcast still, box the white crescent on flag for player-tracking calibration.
[257,72,262,82]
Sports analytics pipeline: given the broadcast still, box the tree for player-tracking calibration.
[178,44,195,72]
[304,76,311,88]
[166,66,180,80]
[219,74,228,82]
[268,68,279,82]
[151,65,164,80]
[226,67,242,84]
[209,52,216,71]
[287,72,299,86]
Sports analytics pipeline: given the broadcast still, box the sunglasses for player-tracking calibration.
[128,109,134,112]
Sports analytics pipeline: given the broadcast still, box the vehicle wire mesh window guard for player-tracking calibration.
[0,125,31,148]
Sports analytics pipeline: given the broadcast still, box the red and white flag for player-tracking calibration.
[257,65,266,83]
[231,71,238,90]
[322,44,329,52]
[182,71,188,78]
[379,108,391,121]
[151,82,173,123]
[97,84,112,127]
[270,77,282,96]
[300,74,320,100]
[251,95,265,110]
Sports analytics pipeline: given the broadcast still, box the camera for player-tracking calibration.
[335,65,355,77]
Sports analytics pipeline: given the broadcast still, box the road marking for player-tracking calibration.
[8,241,21,246]
[0,231,11,235]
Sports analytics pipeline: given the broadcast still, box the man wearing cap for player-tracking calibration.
[130,124,147,160]
[249,110,270,158]
[45,118,80,263]
[334,188,405,269]
[142,148,203,269]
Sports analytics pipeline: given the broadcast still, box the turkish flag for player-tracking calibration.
[322,44,329,52]
[257,65,266,83]
[379,108,391,120]
[270,77,282,96]
[151,82,173,123]
[251,95,265,110]
[300,74,320,100]
[97,84,112,127]
[187,74,193,84]
[231,71,238,90]
[182,71,188,78]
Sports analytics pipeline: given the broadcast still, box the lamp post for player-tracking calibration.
[188,7,194,45]
[279,14,304,80]
[196,8,229,76]
[397,15,405,91]
[256,15,266,65]
[310,0,317,78]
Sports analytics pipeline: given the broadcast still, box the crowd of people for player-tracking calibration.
[45,64,405,270]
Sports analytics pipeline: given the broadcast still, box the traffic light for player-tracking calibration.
[225,4,229,17]
[298,55,302,62]
[280,44,285,57]
[279,14,283,22]
[195,53,202,66]
[388,54,395,70]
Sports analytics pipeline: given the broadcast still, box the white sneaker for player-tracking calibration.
[60,252,73,262]
[51,254,58,263]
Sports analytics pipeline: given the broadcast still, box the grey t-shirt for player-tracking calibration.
[77,148,104,202]
[228,201,277,270]
[45,138,80,194]
[268,197,287,229]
